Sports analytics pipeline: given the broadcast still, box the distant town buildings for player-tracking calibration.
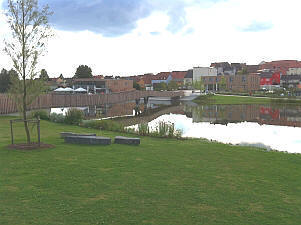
[47,59,301,94]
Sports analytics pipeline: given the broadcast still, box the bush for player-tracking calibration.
[138,123,149,136]
[64,108,84,125]
[31,110,49,120]
[50,113,65,123]
[81,119,124,132]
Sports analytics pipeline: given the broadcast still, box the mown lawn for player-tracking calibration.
[1,116,301,225]
[194,95,272,105]
[194,94,301,105]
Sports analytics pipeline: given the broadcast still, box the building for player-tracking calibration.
[259,71,281,90]
[229,73,260,92]
[281,75,301,89]
[151,72,172,86]
[260,60,301,75]
[287,68,301,75]
[210,62,236,75]
[72,78,134,94]
[170,71,188,87]
[200,73,260,92]
[184,70,193,88]
[193,67,217,82]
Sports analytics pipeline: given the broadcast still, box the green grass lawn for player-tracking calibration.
[1,116,301,224]
[194,94,301,105]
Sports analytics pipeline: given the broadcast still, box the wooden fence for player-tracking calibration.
[0,91,183,115]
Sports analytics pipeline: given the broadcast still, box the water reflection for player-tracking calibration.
[147,114,301,153]
[183,104,301,128]
[51,100,301,153]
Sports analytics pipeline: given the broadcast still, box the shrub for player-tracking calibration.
[64,108,84,125]
[31,110,50,120]
[168,123,175,138]
[157,121,169,137]
[81,119,124,132]
[138,123,149,136]
[49,113,65,123]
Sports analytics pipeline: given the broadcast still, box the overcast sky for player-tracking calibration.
[1,0,301,77]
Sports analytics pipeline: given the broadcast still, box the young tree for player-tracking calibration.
[167,80,179,91]
[74,65,93,78]
[193,79,204,91]
[4,0,52,143]
[133,81,141,90]
[219,75,227,91]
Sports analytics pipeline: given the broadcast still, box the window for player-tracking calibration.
[229,77,233,83]
[242,76,246,82]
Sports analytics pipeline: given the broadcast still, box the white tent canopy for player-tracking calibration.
[54,87,65,92]
[74,88,87,92]
[63,87,74,92]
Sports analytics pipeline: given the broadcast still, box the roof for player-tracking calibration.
[260,60,301,75]
[171,71,187,80]
[185,70,193,78]
[73,78,107,82]
[153,72,171,80]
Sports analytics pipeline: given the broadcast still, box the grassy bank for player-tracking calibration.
[1,117,301,224]
[194,94,301,105]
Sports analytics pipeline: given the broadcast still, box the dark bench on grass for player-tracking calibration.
[60,132,96,139]
[64,136,111,145]
[114,136,140,145]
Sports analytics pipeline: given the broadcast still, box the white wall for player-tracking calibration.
[193,67,217,82]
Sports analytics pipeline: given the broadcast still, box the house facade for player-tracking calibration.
[201,73,260,92]
[151,72,172,86]
[193,67,217,82]
[281,75,301,89]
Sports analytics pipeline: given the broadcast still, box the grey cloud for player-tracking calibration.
[2,0,221,37]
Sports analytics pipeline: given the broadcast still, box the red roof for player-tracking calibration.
[93,75,104,79]
[260,60,301,75]
[171,71,188,80]
[153,72,171,80]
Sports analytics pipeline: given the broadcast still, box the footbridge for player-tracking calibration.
[0,90,184,114]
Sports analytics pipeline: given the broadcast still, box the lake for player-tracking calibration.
[51,99,301,153]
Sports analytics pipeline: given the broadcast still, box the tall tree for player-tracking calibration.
[4,0,52,143]
[193,79,204,91]
[39,69,49,80]
[74,65,93,78]
[58,73,64,79]
[219,75,227,91]
[0,69,19,93]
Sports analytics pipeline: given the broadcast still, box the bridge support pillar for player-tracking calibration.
[135,99,140,106]
[143,97,149,105]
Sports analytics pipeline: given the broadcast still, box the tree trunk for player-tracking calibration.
[22,0,30,144]
[23,78,30,143]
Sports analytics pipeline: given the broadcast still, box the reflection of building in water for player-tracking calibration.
[184,104,301,128]
[83,102,144,118]
[184,105,260,123]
